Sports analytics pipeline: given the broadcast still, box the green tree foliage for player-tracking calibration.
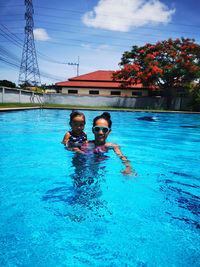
[113,37,200,109]
[40,84,47,91]
[0,80,16,88]
[19,82,32,89]
[187,83,200,111]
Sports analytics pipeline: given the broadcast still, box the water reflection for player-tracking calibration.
[159,175,200,229]
[43,152,112,221]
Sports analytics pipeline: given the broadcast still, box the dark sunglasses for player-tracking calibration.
[93,126,110,134]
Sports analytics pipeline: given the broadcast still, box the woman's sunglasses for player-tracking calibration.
[93,126,110,134]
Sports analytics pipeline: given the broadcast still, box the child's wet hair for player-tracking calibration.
[93,112,112,128]
[70,110,85,124]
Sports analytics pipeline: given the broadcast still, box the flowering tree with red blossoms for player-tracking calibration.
[113,37,200,109]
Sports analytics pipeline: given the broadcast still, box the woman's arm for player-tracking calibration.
[107,143,137,176]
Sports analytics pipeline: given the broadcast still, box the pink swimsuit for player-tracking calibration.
[81,143,108,154]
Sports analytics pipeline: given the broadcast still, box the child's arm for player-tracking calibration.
[62,131,70,146]
[107,143,137,176]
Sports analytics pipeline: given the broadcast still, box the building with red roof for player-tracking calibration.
[56,70,149,97]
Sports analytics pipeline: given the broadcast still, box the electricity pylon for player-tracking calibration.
[18,0,41,86]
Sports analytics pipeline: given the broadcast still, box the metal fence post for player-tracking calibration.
[2,87,5,103]
[19,89,21,103]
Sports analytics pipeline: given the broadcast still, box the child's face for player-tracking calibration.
[70,116,85,135]
[93,118,111,144]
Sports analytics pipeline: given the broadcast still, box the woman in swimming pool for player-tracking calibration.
[81,112,136,176]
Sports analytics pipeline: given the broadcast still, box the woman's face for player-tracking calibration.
[93,118,111,145]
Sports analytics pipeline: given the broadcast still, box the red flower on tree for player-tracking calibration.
[146,54,155,59]
[112,37,200,109]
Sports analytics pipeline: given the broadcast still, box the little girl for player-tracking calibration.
[62,110,87,153]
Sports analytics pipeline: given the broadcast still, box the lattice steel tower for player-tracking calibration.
[18,0,41,86]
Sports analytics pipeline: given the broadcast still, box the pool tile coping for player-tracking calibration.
[0,106,199,114]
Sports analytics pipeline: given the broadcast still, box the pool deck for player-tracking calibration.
[0,106,199,114]
[0,107,41,111]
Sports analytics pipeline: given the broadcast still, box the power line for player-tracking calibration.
[0,50,66,81]
[3,23,200,47]
[0,27,23,48]
[34,18,200,37]
[0,56,20,69]
[0,24,66,65]
[0,25,67,82]
[2,14,200,42]
[0,45,21,63]
[0,4,23,7]
[34,5,200,29]
[2,3,200,31]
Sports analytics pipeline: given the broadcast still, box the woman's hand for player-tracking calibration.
[121,165,138,177]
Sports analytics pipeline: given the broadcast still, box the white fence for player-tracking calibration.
[0,87,44,104]
[44,93,188,110]
[0,86,189,110]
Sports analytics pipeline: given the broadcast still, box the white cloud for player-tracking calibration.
[81,43,91,49]
[81,43,110,51]
[82,0,175,32]
[33,28,50,41]
[97,44,110,50]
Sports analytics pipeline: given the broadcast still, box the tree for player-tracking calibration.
[19,82,32,89]
[187,83,200,111]
[113,37,200,109]
[40,84,47,91]
[0,80,16,88]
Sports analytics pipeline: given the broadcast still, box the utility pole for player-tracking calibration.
[18,0,41,86]
[67,56,79,76]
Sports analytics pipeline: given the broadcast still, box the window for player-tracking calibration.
[68,89,78,94]
[132,91,142,96]
[89,90,99,95]
[110,91,121,96]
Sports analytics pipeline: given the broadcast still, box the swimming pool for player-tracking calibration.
[0,109,199,266]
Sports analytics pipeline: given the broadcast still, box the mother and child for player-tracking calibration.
[62,110,135,176]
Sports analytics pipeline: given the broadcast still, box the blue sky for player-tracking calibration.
[0,0,200,85]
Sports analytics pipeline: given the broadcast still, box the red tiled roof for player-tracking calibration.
[56,70,145,89]
[56,80,143,88]
[69,70,115,81]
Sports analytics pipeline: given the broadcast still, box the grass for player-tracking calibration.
[43,103,170,112]
[0,102,194,113]
[0,102,169,111]
[0,103,40,108]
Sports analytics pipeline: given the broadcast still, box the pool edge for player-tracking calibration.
[0,106,199,114]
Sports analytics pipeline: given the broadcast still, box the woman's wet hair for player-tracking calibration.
[70,110,85,124]
[93,112,112,128]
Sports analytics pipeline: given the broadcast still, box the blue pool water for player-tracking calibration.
[0,109,200,266]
